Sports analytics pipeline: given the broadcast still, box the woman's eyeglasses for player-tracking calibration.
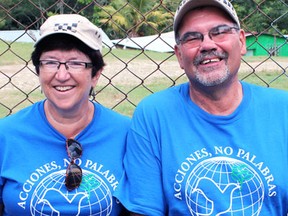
[65,139,83,191]
[39,60,93,74]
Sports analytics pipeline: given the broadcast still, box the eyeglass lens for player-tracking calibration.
[65,162,82,191]
[178,25,239,47]
[65,139,83,191]
[39,60,93,73]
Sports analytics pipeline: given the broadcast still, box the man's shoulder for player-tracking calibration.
[244,82,288,97]
[243,82,288,106]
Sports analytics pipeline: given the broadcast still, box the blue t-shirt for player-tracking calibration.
[114,82,288,215]
[0,100,130,216]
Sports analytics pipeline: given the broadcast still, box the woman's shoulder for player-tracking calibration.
[0,101,44,128]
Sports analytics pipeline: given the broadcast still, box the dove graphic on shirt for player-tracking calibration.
[38,188,89,216]
[192,177,240,216]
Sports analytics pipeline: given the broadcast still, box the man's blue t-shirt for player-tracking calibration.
[115,82,288,215]
[0,100,130,215]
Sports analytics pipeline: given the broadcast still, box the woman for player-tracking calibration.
[0,14,130,215]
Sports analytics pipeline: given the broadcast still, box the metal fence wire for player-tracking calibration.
[0,0,287,117]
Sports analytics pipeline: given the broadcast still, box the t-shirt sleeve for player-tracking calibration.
[114,104,166,216]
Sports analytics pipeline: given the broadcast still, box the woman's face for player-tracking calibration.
[38,49,101,113]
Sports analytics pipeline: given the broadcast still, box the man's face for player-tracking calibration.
[175,7,246,88]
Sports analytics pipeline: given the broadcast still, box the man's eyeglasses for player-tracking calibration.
[65,139,83,191]
[177,25,240,48]
[39,60,93,73]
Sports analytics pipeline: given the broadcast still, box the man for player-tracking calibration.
[114,0,288,215]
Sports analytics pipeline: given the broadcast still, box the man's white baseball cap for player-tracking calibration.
[174,0,240,36]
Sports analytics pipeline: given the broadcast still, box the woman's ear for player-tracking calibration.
[92,68,103,87]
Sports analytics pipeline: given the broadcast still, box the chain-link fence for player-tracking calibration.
[0,0,287,117]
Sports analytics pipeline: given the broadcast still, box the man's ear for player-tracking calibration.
[174,45,185,69]
[239,29,247,56]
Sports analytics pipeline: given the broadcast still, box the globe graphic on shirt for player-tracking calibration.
[185,157,264,216]
[30,170,112,216]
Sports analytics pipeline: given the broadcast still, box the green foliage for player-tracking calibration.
[97,0,173,39]
[162,0,180,12]
[0,0,286,37]
[233,0,287,35]
[0,0,97,30]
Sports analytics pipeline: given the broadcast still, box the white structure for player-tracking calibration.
[112,31,176,53]
[0,29,114,48]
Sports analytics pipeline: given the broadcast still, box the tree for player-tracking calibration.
[96,0,173,39]
[233,0,288,35]
[0,0,93,30]
[0,0,286,36]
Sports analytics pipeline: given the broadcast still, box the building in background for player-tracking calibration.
[245,33,288,57]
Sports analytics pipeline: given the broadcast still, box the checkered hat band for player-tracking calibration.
[54,23,78,33]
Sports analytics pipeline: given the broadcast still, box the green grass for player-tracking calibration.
[94,75,188,116]
[239,71,288,90]
[0,41,177,64]
[103,47,177,62]
[0,41,287,118]
[0,41,34,64]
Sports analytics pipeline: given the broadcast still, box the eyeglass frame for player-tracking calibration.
[39,60,93,73]
[176,24,240,48]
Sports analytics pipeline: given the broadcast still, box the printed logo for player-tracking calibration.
[185,157,264,216]
[29,170,112,216]
[173,146,277,215]
[54,23,78,33]
[18,159,119,215]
